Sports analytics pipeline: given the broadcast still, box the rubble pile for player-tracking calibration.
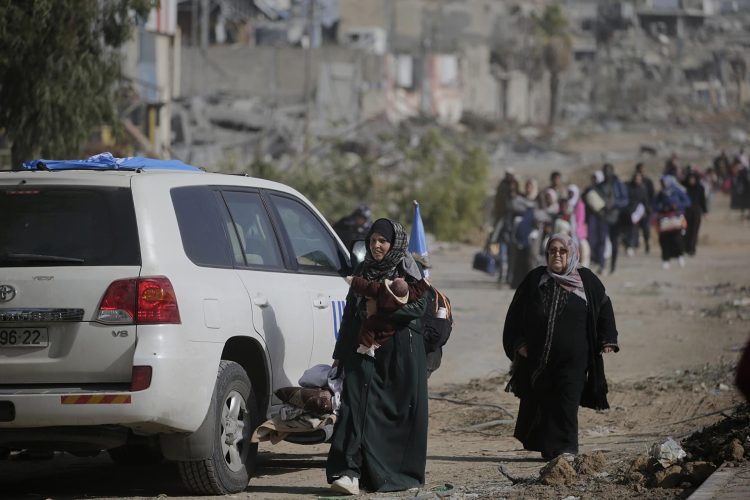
[624,451,717,490]
[623,404,750,491]
[682,403,750,465]
[613,360,737,396]
[698,283,750,322]
[539,456,577,486]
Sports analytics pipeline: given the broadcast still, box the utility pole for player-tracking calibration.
[420,9,434,116]
[201,0,209,49]
[192,0,199,47]
[302,0,315,159]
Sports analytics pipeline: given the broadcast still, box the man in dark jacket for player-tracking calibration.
[333,205,372,251]
[599,164,629,274]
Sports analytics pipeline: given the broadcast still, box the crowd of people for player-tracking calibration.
[489,149,748,286]
[321,150,749,495]
[328,216,620,495]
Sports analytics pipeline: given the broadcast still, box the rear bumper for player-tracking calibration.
[0,336,223,433]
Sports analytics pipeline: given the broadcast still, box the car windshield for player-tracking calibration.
[0,186,141,267]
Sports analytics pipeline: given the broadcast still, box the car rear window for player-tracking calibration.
[0,186,140,267]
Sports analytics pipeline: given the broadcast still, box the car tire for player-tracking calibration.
[178,360,259,495]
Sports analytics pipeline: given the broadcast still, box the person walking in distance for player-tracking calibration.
[653,175,691,269]
[683,171,707,256]
[582,171,607,274]
[599,164,629,274]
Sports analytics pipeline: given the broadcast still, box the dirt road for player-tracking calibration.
[1,195,748,499]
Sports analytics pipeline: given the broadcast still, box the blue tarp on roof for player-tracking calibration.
[22,152,203,172]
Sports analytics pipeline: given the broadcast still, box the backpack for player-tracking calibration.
[423,286,453,375]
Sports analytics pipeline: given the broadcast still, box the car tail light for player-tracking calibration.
[96,279,137,323]
[136,277,181,324]
[130,366,152,392]
[97,276,181,325]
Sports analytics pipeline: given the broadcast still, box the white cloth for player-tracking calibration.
[328,371,343,415]
[356,343,378,357]
[631,203,645,224]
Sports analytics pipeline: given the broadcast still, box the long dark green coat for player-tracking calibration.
[326,287,427,492]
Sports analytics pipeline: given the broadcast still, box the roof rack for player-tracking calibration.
[21,152,203,172]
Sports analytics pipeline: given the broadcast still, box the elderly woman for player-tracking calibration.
[503,233,619,460]
[326,218,427,495]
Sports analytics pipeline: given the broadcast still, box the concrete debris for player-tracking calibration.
[650,437,687,468]
[682,461,717,485]
[573,451,607,475]
[725,438,745,461]
[651,464,683,488]
[539,456,577,486]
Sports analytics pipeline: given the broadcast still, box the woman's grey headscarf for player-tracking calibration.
[540,233,586,303]
[360,218,421,282]
[532,233,588,386]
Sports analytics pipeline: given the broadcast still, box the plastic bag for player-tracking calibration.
[650,437,687,467]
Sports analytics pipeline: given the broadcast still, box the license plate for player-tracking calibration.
[0,327,49,347]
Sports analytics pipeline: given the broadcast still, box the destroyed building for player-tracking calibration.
[108,1,750,168]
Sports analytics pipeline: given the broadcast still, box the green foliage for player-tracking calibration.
[533,5,572,66]
[534,5,569,37]
[0,0,154,167]
[531,5,572,125]
[243,126,489,243]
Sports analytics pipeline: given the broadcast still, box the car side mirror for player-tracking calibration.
[350,240,367,269]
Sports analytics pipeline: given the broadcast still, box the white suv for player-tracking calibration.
[0,159,351,494]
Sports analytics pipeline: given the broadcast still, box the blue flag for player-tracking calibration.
[408,201,429,277]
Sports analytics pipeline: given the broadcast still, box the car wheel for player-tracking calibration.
[178,360,259,495]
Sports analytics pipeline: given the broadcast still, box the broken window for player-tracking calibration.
[396,54,414,89]
[437,55,458,87]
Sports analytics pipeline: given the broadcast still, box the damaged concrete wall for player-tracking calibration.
[461,44,501,119]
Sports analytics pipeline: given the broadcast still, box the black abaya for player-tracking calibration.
[503,266,619,458]
[514,294,588,457]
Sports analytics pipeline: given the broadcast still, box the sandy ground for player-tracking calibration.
[1,181,749,499]
[243,193,750,499]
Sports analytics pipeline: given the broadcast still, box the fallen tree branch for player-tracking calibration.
[498,464,532,485]
[466,419,515,431]
[428,394,515,419]
[657,405,741,427]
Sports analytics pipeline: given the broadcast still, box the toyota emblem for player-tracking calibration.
[0,285,16,302]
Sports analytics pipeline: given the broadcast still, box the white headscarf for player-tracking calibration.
[567,184,580,213]
[539,233,587,303]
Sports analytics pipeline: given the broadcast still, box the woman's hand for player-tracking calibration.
[517,345,528,358]
[602,347,614,354]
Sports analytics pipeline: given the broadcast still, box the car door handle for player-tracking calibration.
[252,294,269,307]
[313,298,329,309]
